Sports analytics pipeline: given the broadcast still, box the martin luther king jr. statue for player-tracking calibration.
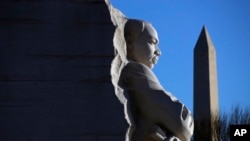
[105,1,194,141]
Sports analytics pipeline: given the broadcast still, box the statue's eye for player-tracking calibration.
[150,39,158,45]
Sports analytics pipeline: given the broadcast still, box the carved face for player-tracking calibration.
[127,22,161,69]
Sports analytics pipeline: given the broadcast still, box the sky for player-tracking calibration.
[111,0,250,113]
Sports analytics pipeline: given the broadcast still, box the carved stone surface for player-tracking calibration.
[0,1,126,140]
[105,1,194,141]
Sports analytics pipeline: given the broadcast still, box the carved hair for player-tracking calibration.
[124,19,145,47]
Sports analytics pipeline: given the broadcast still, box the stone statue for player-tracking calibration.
[105,1,194,141]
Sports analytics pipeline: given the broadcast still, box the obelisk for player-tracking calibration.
[193,26,219,141]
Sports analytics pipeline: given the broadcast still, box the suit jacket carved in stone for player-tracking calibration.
[119,62,193,141]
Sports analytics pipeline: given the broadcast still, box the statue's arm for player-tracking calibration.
[146,89,193,141]
[119,62,193,141]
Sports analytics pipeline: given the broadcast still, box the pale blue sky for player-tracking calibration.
[111,0,250,113]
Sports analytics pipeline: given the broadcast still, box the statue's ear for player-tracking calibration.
[125,34,133,49]
[125,35,134,58]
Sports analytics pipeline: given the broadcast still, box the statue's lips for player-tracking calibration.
[152,56,159,64]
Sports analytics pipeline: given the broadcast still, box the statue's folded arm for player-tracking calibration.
[118,62,193,141]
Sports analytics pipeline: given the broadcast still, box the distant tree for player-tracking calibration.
[193,105,250,141]
[220,105,250,141]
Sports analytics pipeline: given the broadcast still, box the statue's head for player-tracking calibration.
[124,19,161,69]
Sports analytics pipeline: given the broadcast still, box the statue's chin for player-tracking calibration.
[147,60,157,69]
[148,63,155,69]
[130,60,155,69]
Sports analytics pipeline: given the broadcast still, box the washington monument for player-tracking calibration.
[194,26,219,141]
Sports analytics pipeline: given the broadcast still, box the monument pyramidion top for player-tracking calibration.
[194,26,215,52]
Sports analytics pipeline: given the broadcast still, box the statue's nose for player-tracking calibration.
[155,49,161,56]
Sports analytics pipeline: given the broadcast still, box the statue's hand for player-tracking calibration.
[149,125,167,141]
[149,125,181,141]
